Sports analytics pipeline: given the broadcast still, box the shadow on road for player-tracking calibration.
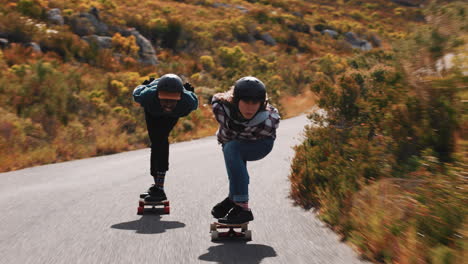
[199,242,277,264]
[110,214,185,234]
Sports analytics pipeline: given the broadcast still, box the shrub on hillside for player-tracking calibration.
[16,0,44,18]
[200,55,215,72]
[0,107,50,171]
[0,13,39,43]
[39,30,88,61]
[349,154,466,263]
[111,33,139,58]
[217,46,247,68]
[289,4,466,262]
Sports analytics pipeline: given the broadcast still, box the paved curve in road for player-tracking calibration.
[0,114,370,264]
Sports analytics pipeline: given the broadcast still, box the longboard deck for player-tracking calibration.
[210,222,251,241]
[137,199,170,215]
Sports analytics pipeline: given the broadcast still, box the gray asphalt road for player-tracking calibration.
[0,114,370,264]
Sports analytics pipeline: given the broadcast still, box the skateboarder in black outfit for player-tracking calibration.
[133,73,198,202]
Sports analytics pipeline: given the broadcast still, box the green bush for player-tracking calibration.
[218,46,247,68]
[39,31,88,61]
[289,3,466,262]
[16,0,44,18]
[200,55,215,71]
[0,13,38,43]
[430,246,455,264]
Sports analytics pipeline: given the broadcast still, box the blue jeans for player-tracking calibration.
[222,138,275,202]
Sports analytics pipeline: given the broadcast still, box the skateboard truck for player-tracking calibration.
[210,222,252,241]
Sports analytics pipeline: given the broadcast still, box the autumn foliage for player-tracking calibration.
[289,2,467,263]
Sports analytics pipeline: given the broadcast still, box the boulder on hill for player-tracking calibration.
[47,8,64,25]
[69,8,110,37]
[120,28,158,65]
[344,32,372,51]
[82,35,112,49]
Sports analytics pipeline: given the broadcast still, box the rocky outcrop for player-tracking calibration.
[258,33,276,46]
[47,8,64,25]
[67,7,157,65]
[322,29,338,38]
[69,8,109,37]
[212,3,249,13]
[118,28,158,65]
[236,6,249,13]
[82,35,112,49]
[344,32,372,51]
[318,28,377,50]
[314,24,329,32]
[0,6,160,65]
[25,42,41,53]
[0,38,9,49]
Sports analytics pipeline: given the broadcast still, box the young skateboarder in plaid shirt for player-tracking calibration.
[133,73,198,202]
[210,76,280,224]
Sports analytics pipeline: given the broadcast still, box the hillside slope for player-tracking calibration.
[0,0,429,171]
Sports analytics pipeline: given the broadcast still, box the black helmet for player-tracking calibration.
[158,73,184,93]
[233,76,266,102]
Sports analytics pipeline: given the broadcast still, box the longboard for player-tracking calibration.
[137,198,170,215]
[210,222,251,241]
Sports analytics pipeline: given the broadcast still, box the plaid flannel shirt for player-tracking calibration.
[212,99,280,144]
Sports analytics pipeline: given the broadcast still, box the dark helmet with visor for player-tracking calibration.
[158,74,184,93]
[233,76,266,103]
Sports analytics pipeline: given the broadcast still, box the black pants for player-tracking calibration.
[145,111,179,176]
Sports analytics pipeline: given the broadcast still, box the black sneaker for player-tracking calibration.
[140,184,155,198]
[144,185,167,202]
[218,204,254,224]
[140,187,150,198]
[211,197,236,218]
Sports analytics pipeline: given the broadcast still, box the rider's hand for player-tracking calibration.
[183,82,195,92]
[141,77,155,85]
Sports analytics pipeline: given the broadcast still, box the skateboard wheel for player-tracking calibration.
[163,206,170,214]
[163,201,170,206]
[139,201,145,207]
[211,231,219,241]
[241,224,248,231]
[210,223,217,232]
[137,207,144,215]
[244,230,252,241]
[244,230,252,240]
